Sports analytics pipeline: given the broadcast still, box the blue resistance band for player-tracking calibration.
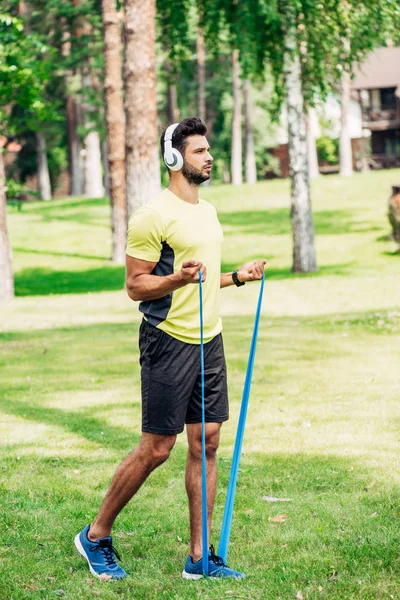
[218,274,265,562]
[198,271,209,576]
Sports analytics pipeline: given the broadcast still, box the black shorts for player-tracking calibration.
[139,319,229,435]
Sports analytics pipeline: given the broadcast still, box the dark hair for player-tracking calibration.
[160,117,207,167]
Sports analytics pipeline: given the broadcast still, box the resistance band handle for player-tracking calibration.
[198,270,209,576]
[218,275,265,562]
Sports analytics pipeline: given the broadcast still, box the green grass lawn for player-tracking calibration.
[1,170,400,599]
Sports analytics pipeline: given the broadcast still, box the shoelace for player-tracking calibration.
[209,545,226,567]
[90,539,122,567]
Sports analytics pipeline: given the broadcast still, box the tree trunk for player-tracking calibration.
[197,25,206,122]
[231,49,242,186]
[102,139,111,198]
[339,69,353,177]
[167,83,180,123]
[124,0,160,217]
[306,108,319,179]
[164,59,180,123]
[84,129,104,198]
[102,0,126,264]
[0,148,14,300]
[65,95,83,195]
[62,19,84,197]
[243,79,257,185]
[36,132,52,200]
[283,18,317,273]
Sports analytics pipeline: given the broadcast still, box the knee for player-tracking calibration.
[149,438,176,466]
[205,430,220,458]
[139,435,176,467]
[190,430,220,460]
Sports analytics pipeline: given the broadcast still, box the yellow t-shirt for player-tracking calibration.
[126,189,224,344]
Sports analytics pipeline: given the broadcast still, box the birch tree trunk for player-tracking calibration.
[66,96,84,195]
[197,25,206,122]
[0,148,14,300]
[36,132,52,200]
[231,49,242,186]
[339,69,353,176]
[84,129,104,198]
[283,17,317,273]
[306,108,319,179]
[243,79,257,184]
[124,0,160,217]
[102,0,126,264]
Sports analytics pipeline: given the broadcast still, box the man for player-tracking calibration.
[75,117,266,580]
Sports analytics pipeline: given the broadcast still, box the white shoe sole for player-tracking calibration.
[182,570,204,580]
[74,533,101,579]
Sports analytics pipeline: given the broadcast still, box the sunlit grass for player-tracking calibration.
[1,170,400,599]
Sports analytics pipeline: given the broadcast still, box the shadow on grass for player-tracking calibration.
[219,208,381,236]
[14,261,354,297]
[0,397,140,451]
[23,197,109,225]
[13,247,107,262]
[15,265,125,296]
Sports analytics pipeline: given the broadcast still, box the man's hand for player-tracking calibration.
[237,259,267,282]
[180,260,207,284]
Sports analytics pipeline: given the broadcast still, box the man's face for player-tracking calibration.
[181,135,213,186]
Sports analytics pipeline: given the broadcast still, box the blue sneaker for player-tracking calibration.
[74,525,127,579]
[182,545,245,579]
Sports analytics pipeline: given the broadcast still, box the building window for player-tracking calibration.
[380,88,397,110]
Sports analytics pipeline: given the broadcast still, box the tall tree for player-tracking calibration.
[0,138,14,301]
[124,0,160,217]
[0,13,52,299]
[36,132,52,200]
[61,15,84,196]
[102,0,127,264]
[306,108,319,179]
[164,59,180,123]
[243,79,257,184]
[231,48,242,185]
[283,5,316,272]
[197,23,206,122]
[339,67,353,177]
[202,0,399,271]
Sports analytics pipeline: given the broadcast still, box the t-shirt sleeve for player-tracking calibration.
[126,207,164,262]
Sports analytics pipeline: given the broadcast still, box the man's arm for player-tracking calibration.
[220,259,267,288]
[126,255,207,302]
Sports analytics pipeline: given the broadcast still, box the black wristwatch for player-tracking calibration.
[232,270,245,287]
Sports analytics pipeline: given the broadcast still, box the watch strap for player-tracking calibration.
[232,270,245,287]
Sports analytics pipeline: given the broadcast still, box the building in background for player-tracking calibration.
[352,47,400,169]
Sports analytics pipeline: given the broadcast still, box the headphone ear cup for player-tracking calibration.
[165,148,183,172]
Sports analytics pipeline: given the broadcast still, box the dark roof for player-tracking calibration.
[351,47,400,90]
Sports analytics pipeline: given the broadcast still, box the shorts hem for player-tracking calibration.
[185,415,229,425]
[142,426,185,436]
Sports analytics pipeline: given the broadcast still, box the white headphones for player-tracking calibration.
[163,123,183,171]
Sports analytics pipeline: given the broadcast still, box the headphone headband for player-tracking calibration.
[164,123,180,144]
[163,122,183,171]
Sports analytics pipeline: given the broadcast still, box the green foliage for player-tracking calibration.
[0,13,54,130]
[5,177,36,201]
[316,136,339,165]
[198,0,400,109]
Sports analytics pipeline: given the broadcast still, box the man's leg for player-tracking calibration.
[89,432,177,541]
[185,422,221,561]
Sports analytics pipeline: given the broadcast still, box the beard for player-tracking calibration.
[181,159,211,186]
